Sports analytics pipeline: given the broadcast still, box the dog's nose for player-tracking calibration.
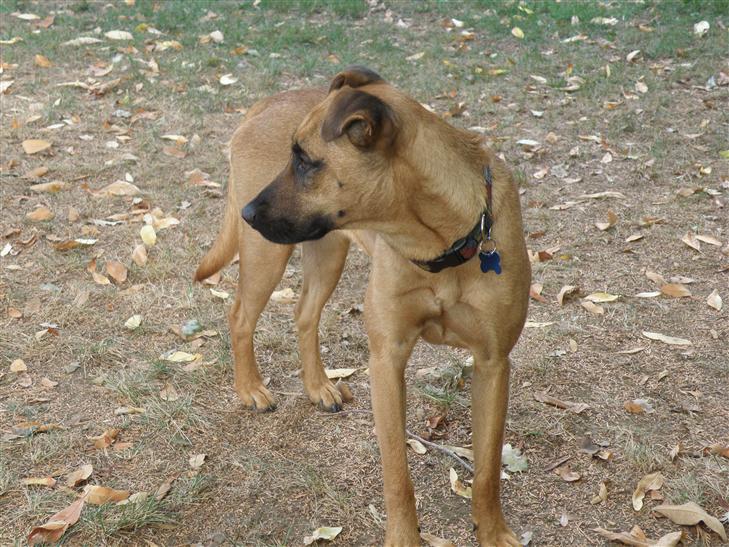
[242,203,257,225]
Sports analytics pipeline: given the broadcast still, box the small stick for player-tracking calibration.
[320,408,475,474]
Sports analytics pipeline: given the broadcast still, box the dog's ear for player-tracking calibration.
[328,66,383,93]
[321,88,398,149]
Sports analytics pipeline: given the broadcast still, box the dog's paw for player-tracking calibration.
[475,522,520,547]
[306,380,343,412]
[236,382,276,412]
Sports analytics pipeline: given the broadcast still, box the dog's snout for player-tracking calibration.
[242,202,257,225]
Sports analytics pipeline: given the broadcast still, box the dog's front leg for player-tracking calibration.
[369,335,420,546]
[471,354,520,547]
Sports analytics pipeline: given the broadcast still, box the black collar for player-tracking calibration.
[411,165,494,274]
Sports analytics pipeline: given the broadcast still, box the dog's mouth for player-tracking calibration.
[243,209,333,244]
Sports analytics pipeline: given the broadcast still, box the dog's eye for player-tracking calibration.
[292,144,322,177]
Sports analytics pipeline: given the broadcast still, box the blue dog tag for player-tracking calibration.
[479,250,502,274]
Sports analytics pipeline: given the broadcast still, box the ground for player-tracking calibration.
[1,1,728,546]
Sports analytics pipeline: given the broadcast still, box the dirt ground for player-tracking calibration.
[1,1,728,546]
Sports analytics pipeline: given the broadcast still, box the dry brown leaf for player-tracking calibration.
[529,283,547,303]
[595,209,618,231]
[34,54,53,68]
[632,471,664,511]
[131,244,147,266]
[581,300,604,315]
[189,453,206,469]
[105,260,128,284]
[159,382,179,402]
[593,526,682,547]
[10,358,27,372]
[66,464,93,487]
[27,495,86,545]
[557,285,579,305]
[22,139,52,154]
[591,481,608,504]
[92,271,110,285]
[449,467,472,498]
[653,502,727,541]
[406,439,427,454]
[624,401,646,414]
[26,206,54,221]
[642,331,691,346]
[25,166,49,178]
[706,290,722,311]
[270,287,296,303]
[84,484,130,505]
[90,428,119,449]
[695,234,721,246]
[163,145,187,159]
[660,284,691,298]
[681,233,701,252]
[22,476,57,487]
[555,465,581,482]
[645,270,666,285]
[30,180,65,193]
[155,474,178,501]
[99,180,141,197]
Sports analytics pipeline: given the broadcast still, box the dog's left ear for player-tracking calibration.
[321,88,398,149]
[328,66,383,93]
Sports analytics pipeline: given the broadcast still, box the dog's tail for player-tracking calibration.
[194,195,239,282]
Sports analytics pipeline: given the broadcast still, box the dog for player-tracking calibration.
[195,66,530,546]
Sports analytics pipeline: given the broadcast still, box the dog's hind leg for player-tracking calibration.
[295,232,350,411]
[230,226,293,411]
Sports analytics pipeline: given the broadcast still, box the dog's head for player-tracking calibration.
[242,66,405,244]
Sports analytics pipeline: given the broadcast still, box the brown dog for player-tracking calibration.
[195,67,530,546]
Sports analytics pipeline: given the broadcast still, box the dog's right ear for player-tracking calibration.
[321,88,397,149]
[321,89,397,149]
[328,66,383,93]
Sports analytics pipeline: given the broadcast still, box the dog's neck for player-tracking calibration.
[378,117,490,262]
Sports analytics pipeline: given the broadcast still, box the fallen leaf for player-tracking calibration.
[209,288,229,299]
[34,54,52,68]
[162,351,198,363]
[26,206,54,221]
[626,49,641,62]
[584,292,620,303]
[155,474,178,501]
[140,225,156,246]
[30,181,65,193]
[105,30,134,40]
[593,526,682,547]
[219,73,238,86]
[66,464,93,487]
[557,285,579,305]
[132,244,147,266]
[632,472,664,511]
[591,481,608,504]
[406,438,427,454]
[581,300,604,314]
[695,234,722,246]
[304,526,343,545]
[90,428,119,449]
[105,260,128,284]
[511,26,524,39]
[449,468,472,498]
[693,20,710,36]
[660,284,691,298]
[325,368,357,379]
[654,501,726,541]
[421,532,456,547]
[625,233,644,242]
[635,291,661,298]
[624,399,654,414]
[99,181,140,197]
[22,139,52,154]
[189,453,206,469]
[595,209,618,231]
[40,377,58,389]
[114,406,145,415]
[27,495,86,545]
[0,80,14,94]
[159,382,179,402]
[706,290,722,311]
[501,443,528,472]
[62,36,104,46]
[642,331,692,346]
[124,314,142,330]
[270,287,296,303]
[555,465,581,482]
[22,476,57,487]
[10,358,27,372]
[84,484,130,505]
[529,283,547,303]
[681,233,701,252]
[92,271,111,285]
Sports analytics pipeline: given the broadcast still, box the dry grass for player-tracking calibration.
[1,1,728,545]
